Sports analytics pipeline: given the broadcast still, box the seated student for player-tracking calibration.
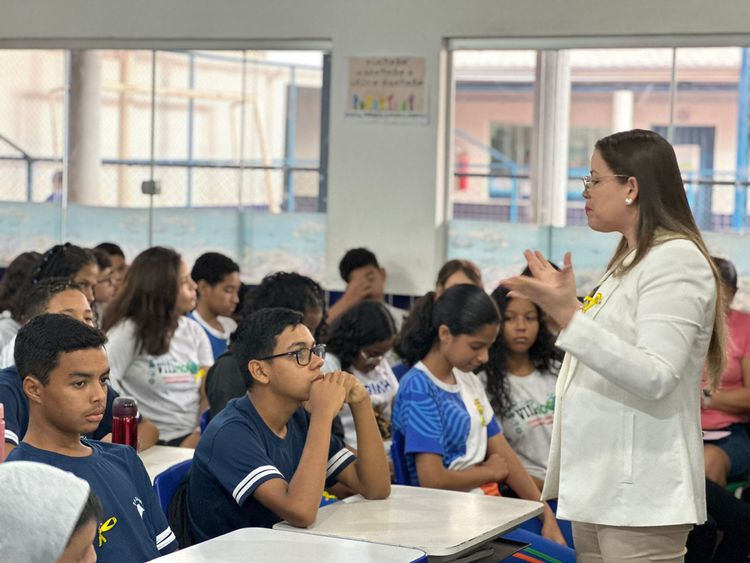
[91,248,116,326]
[7,314,178,561]
[0,461,102,563]
[0,276,95,368]
[434,259,483,297]
[103,247,213,448]
[480,285,573,547]
[481,285,562,490]
[187,307,390,541]
[1,278,159,459]
[188,252,241,360]
[391,285,571,556]
[686,478,750,562]
[323,300,399,453]
[328,248,407,328]
[702,256,750,487]
[94,243,128,300]
[0,251,42,349]
[33,243,100,305]
[206,271,327,417]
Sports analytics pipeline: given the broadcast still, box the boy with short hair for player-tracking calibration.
[189,252,241,360]
[328,247,406,327]
[7,314,177,562]
[187,307,390,541]
[0,279,159,458]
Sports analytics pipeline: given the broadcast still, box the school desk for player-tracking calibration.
[149,527,427,562]
[274,484,543,560]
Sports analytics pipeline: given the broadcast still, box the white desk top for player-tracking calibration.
[138,445,194,483]
[274,485,543,557]
[149,528,426,562]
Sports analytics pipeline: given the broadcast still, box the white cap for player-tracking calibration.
[0,461,91,562]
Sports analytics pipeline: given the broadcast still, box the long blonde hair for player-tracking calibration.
[596,129,726,387]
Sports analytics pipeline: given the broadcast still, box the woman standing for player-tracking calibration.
[503,129,725,560]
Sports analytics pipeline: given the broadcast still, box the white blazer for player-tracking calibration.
[541,237,716,526]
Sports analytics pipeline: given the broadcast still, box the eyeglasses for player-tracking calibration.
[258,343,326,366]
[581,174,630,193]
[359,349,384,367]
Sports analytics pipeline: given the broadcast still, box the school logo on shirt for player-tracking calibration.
[147,359,201,386]
[133,497,146,519]
[98,516,118,547]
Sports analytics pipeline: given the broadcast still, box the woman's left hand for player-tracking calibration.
[502,250,581,330]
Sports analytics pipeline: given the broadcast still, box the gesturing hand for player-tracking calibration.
[502,251,581,330]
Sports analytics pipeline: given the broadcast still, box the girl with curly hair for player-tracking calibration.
[324,300,398,452]
[482,285,562,491]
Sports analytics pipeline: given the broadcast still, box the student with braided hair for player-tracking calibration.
[33,243,99,304]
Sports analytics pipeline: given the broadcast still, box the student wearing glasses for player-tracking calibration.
[323,300,399,454]
[503,130,725,560]
[187,307,390,542]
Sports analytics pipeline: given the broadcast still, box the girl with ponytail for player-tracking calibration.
[392,284,572,556]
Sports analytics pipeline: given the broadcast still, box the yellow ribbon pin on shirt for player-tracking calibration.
[98,517,118,547]
[582,292,602,313]
[474,399,487,427]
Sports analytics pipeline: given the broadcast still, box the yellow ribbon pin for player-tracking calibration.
[582,292,602,313]
[194,368,206,383]
[98,517,117,547]
[474,399,487,427]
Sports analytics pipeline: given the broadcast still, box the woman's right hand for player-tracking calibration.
[502,250,581,330]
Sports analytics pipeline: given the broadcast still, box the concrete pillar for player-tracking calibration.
[612,89,634,133]
[68,50,101,205]
[530,50,571,227]
[117,51,133,207]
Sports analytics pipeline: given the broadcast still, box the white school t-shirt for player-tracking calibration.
[384,303,407,331]
[0,311,20,351]
[487,368,557,481]
[323,353,399,452]
[0,335,15,369]
[106,316,213,441]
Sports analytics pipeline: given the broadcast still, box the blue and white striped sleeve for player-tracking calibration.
[211,423,285,506]
[325,436,356,486]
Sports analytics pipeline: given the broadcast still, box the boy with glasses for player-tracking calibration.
[187,307,390,541]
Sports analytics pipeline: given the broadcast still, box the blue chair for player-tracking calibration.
[392,363,410,381]
[153,459,192,515]
[390,431,411,486]
[199,410,211,433]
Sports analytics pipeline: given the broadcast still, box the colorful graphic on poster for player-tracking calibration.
[346,57,427,124]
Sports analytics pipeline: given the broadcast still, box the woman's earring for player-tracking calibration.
[625,197,634,206]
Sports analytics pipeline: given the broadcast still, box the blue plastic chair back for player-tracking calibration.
[153,459,192,515]
[392,363,410,381]
[199,410,211,433]
[390,430,411,486]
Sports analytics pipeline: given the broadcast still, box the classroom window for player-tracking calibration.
[0,49,329,212]
[451,46,749,231]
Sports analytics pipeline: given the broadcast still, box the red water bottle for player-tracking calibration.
[112,397,138,449]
